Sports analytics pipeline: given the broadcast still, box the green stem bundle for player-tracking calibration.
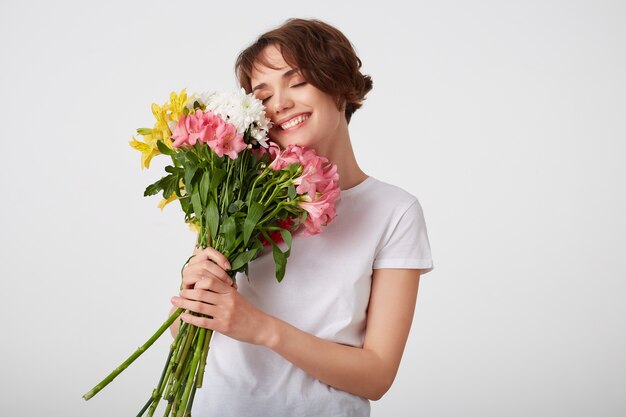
[82,308,184,401]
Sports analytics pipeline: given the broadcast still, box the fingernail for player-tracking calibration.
[224,262,231,270]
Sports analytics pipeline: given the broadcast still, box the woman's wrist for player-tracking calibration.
[259,314,283,349]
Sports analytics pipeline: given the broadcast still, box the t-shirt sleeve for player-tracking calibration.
[373,198,434,273]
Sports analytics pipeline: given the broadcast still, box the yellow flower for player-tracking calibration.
[187,220,200,234]
[164,88,189,123]
[151,103,174,150]
[129,135,160,169]
[157,192,179,210]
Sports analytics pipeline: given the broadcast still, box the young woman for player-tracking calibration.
[169,18,434,416]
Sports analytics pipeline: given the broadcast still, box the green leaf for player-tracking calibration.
[202,143,213,161]
[261,230,288,282]
[230,248,259,271]
[174,152,186,166]
[249,187,262,203]
[191,193,202,224]
[156,140,176,156]
[243,201,265,246]
[144,179,162,197]
[228,200,244,214]
[143,173,179,198]
[209,168,226,200]
[200,170,210,206]
[222,215,236,250]
[164,165,183,175]
[272,243,287,282]
[161,174,179,199]
[184,164,198,193]
[186,150,199,166]
[205,196,219,241]
[179,195,190,214]
[287,185,296,200]
[279,229,293,258]
[211,151,224,169]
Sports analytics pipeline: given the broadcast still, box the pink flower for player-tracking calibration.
[268,145,301,171]
[267,144,340,236]
[207,120,247,159]
[294,148,338,199]
[171,110,219,148]
[270,145,339,200]
[297,179,340,237]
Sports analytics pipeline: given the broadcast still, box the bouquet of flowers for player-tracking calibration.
[83,88,340,416]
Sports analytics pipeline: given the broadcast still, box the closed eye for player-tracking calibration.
[260,81,306,103]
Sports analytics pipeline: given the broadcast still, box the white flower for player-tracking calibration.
[203,88,270,135]
[251,127,269,148]
[181,88,271,147]
[185,91,215,111]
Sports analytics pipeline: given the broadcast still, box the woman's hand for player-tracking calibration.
[179,246,236,291]
[170,246,275,346]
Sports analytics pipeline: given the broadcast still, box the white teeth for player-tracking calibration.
[280,114,309,130]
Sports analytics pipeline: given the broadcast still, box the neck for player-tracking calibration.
[316,122,368,190]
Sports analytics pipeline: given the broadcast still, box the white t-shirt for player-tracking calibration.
[193,176,434,417]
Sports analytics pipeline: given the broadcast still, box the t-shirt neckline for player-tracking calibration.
[340,176,375,197]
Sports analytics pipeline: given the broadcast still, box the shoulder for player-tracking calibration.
[363,177,420,214]
[337,176,427,231]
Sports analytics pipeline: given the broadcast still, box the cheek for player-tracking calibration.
[318,103,342,130]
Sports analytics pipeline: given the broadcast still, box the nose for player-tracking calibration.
[272,89,294,115]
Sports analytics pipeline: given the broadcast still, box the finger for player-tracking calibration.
[182,273,203,290]
[197,260,232,285]
[171,296,217,317]
[199,247,231,271]
[191,276,233,294]
[179,288,221,305]
[182,260,231,288]
[187,245,208,266]
[193,245,204,256]
[179,312,218,331]
[182,261,207,287]
[188,250,205,265]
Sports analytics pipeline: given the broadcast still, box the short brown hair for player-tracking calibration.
[235,18,373,124]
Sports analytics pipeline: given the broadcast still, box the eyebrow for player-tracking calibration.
[252,68,301,92]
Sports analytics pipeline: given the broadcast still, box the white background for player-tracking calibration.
[1,1,624,416]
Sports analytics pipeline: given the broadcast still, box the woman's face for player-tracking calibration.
[249,45,346,152]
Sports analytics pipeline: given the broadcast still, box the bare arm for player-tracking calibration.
[263,268,421,400]
[172,263,421,400]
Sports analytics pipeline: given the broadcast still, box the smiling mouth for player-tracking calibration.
[279,114,310,130]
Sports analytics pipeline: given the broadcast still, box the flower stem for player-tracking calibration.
[184,385,197,417]
[195,329,212,388]
[162,399,173,417]
[175,328,206,417]
[82,308,185,401]
[137,394,154,417]
[146,334,180,417]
